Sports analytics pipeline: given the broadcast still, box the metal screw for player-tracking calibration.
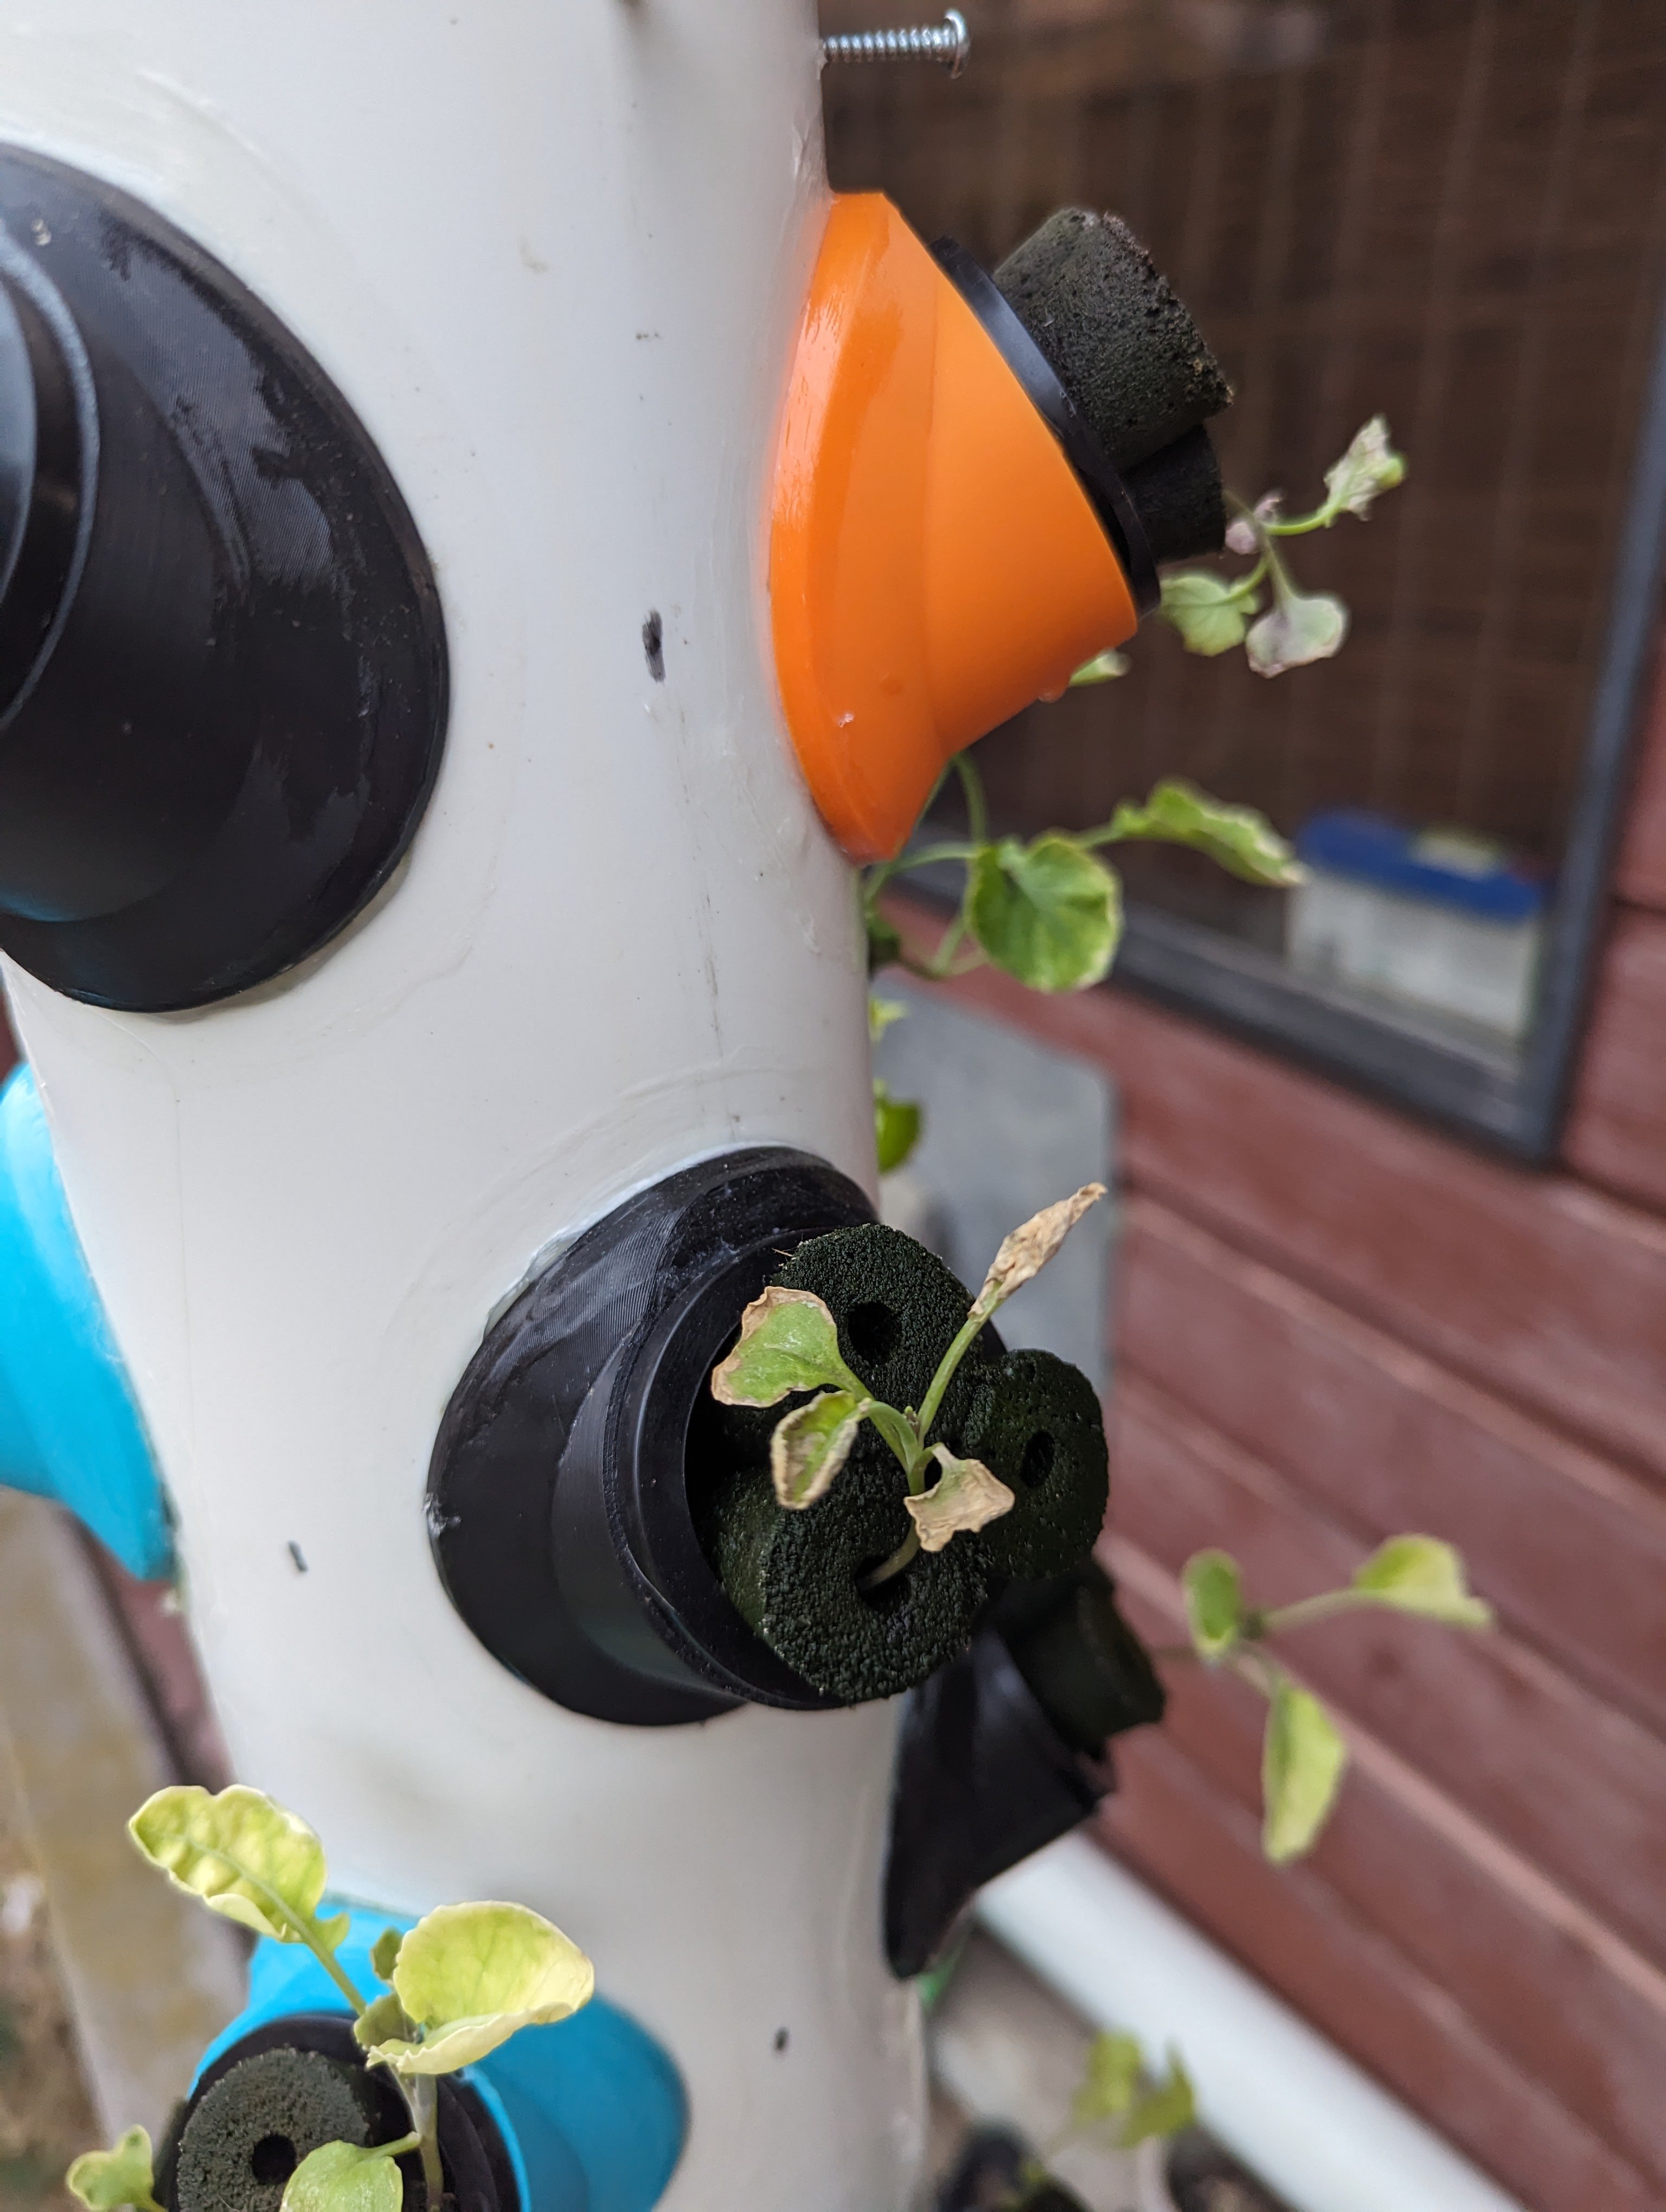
[821,9,972,77]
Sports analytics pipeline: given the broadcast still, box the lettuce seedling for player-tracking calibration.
[69,1787,593,2212]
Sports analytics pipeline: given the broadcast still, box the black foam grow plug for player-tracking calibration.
[714,1437,990,1705]
[961,1347,1110,1584]
[172,2048,379,2212]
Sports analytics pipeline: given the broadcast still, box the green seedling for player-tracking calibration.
[711,1185,1105,1589]
[69,1787,594,2212]
[860,415,1405,1039]
[1171,1535,1492,1861]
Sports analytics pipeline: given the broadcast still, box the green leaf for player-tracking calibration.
[1262,1680,1348,1863]
[370,1901,595,2075]
[1068,647,1130,686]
[868,995,907,1045]
[709,1287,863,1409]
[1071,2029,1143,2126]
[1159,570,1259,656]
[904,1447,1015,1553]
[1118,2052,1196,2148]
[873,1081,922,1174]
[370,1928,404,1984]
[967,835,1122,993]
[1322,415,1406,520]
[771,1391,872,1510]
[281,2141,405,2212]
[1102,779,1302,888]
[1352,1536,1492,1628]
[127,1786,345,1951]
[352,1992,410,2052]
[1245,586,1348,677]
[866,908,902,975]
[66,2129,158,2212]
[1181,1550,1244,1661]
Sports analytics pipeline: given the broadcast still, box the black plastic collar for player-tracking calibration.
[931,235,1161,620]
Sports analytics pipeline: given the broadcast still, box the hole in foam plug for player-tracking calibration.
[249,2137,297,2187]
[1017,1430,1055,1491]
[844,1300,900,1364]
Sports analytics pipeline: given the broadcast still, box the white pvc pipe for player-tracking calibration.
[980,1836,1525,2212]
[0,8,920,2208]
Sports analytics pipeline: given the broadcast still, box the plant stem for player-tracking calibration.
[953,750,989,845]
[859,1528,921,1593]
[309,1935,370,2017]
[1257,1587,1370,1636]
[914,1297,996,1443]
[398,2076,445,2207]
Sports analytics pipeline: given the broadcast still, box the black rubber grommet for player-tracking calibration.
[0,148,447,1009]
[930,235,1162,619]
[428,1148,875,1726]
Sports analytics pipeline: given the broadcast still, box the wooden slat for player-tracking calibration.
[1109,1375,1666,1972]
[1615,632,1666,910]
[1106,1545,1666,2187]
[1565,905,1666,1208]
[1116,1194,1666,1737]
[1097,1730,1659,2212]
[887,892,1666,1483]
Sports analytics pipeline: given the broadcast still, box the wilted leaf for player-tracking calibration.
[1072,2030,1143,2126]
[977,1185,1107,1314]
[710,1287,861,1409]
[352,1993,409,2052]
[1262,1680,1348,1863]
[127,1786,345,1951]
[1068,647,1130,686]
[1245,587,1348,677]
[771,1391,871,1509]
[904,1447,1015,1553]
[966,836,1122,992]
[874,1082,922,1174]
[1323,415,1406,519]
[1182,1550,1244,1660]
[1158,570,1259,656]
[1353,1536,1492,1628]
[370,1928,403,1983]
[1119,2053,1196,2149]
[369,1900,594,2076]
[67,2129,158,2212]
[1103,779,1302,888]
[281,2141,404,2212]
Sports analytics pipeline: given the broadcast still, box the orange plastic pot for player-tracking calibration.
[770,194,1139,864]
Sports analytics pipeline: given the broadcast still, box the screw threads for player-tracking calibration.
[821,10,972,76]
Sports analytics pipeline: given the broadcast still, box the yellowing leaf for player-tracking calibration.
[904,1447,1015,1553]
[1159,570,1259,655]
[1352,1536,1492,1628]
[370,1901,595,2076]
[977,1185,1107,1314]
[771,1391,871,1509]
[1103,779,1302,888]
[874,1082,922,1174]
[967,836,1122,993]
[281,2140,405,2212]
[1262,1680,1348,1863]
[1072,2030,1143,2126]
[127,1786,344,1951]
[352,1992,409,2052]
[1246,586,1348,677]
[1323,415,1406,520]
[67,2129,158,2212]
[709,1287,861,1409]
[1118,2052,1196,2149]
[1068,647,1130,685]
[1181,1549,1243,1660]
